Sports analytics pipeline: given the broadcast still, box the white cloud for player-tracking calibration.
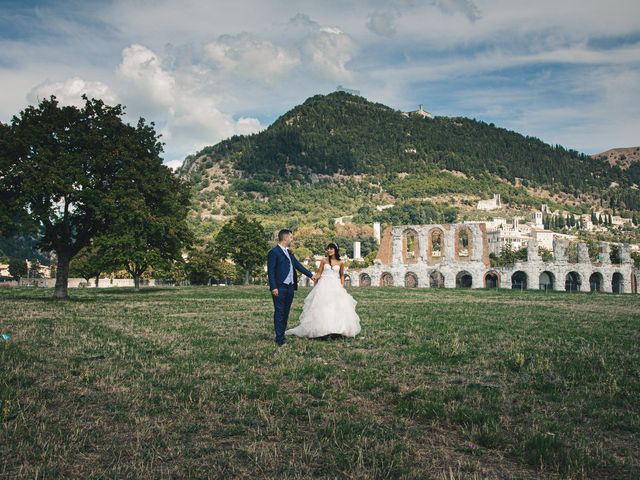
[27,77,117,107]
[164,159,184,171]
[289,14,358,80]
[116,43,262,160]
[204,33,299,83]
[235,117,263,135]
[367,10,399,37]
[118,44,176,106]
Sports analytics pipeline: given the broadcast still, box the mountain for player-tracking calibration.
[593,146,640,169]
[177,92,640,238]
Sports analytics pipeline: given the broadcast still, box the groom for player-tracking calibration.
[267,229,316,346]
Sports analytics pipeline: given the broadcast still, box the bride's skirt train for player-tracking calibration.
[286,276,361,338]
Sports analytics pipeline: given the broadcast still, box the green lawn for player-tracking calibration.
[1,286,639,479]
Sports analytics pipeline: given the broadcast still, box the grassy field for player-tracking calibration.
[1,286,639,479]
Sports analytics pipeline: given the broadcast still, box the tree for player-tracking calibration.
[69,244,109,287]
[8,258,27,281]
[153,259,188,285]
[2,96,190,298]
[186,248,234,285]
[92,134,193,291]
[0,123,20,236]
[610,244,621,264]
[213,214,269,285]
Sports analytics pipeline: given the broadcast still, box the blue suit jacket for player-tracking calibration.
[267,245,313,291]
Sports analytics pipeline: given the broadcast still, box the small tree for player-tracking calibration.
[610,244,621,264]
[186,248,234,285]
[8,258,27,281]
[70,244,109,287]
[213,214,269,285]
[94,147,193,292]
[538,247,553,262]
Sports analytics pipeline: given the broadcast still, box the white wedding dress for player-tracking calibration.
[286,264,361,338]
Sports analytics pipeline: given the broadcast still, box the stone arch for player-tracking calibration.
[402,228,419,264]
[511,271,528,290]
[589,272,603,292]
[456,227,472,258]
[484,271,500,288]
[430,271,445,288]
[565,271,582,292]
[456,271,473,288]
[359,273,371,287]
[612,272,623,294]
[429,228,444,260]
[539,271,555,291]
[404,272,418,288]
[380,272,394,287]
[344,274,351,288]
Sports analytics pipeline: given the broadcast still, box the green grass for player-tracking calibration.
[1,286,639,479]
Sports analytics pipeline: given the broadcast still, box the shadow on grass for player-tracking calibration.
[91,287,173,295]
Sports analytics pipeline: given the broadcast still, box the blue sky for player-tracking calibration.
[1,0,639,169]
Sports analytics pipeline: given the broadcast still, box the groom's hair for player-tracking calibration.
[278,229,293,241]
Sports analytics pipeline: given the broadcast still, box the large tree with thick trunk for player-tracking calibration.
[0,96,191,298]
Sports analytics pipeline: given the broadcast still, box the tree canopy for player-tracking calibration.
[213,214,269,285]
[1,96,192,298]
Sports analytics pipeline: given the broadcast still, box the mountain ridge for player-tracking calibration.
[593,146,640,170]
[176,92,640,237]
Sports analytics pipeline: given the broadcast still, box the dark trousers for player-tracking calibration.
[272,283,294,345]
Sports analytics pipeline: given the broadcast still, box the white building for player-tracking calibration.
[402,104,433,119]
[477,194,502,211]
[532,211,543,228]
[486,217,533,254]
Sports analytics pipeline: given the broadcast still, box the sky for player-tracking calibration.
[1,0,639,169]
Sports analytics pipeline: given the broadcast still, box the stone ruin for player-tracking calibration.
[344,223,638,294]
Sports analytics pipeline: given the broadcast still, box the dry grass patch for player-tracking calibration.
[1,286,639,479]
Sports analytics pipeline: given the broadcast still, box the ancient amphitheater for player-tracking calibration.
[345,223,639,294]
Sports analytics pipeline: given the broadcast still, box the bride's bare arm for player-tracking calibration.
[315,260,325,281]
[339,262,345,287]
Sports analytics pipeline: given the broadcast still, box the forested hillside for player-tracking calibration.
[178,92,640,242]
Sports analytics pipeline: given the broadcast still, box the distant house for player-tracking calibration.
[477,194,502,211]
[402,104,433,120]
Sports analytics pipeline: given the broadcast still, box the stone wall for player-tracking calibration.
[349,223,638,294]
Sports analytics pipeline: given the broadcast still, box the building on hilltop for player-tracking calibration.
[402,104,433,120]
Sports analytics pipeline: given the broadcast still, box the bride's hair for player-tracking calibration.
[326,242,341,261]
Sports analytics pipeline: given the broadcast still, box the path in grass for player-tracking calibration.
[1,286,639,479]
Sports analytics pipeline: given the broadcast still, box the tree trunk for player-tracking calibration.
[133,274,140,291]
[53,252,70,299]
[244,269,250,285]
[95,277,99,288]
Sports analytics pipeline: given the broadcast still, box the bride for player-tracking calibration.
[286,243,361,339]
